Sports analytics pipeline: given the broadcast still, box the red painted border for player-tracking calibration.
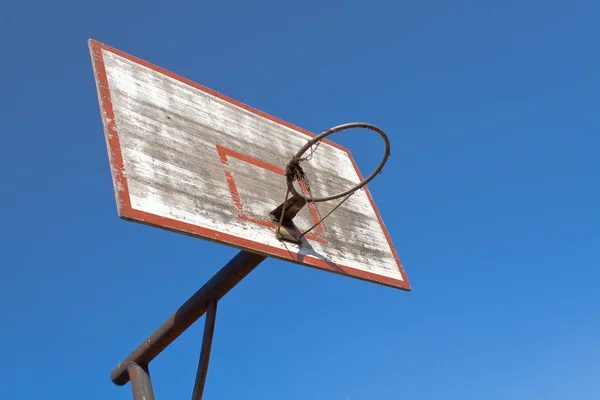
[88,39,411,291]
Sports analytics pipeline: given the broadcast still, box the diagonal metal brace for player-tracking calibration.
[110,251,266,387]
[191,301,218,400]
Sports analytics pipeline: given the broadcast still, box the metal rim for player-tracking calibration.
[287,122,391,203]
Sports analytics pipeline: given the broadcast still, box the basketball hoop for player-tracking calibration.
[287,122,390,202]
[270,122,391,244]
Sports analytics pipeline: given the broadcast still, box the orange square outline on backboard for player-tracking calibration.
[215,144,327,245]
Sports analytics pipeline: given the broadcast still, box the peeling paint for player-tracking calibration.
[88,40,410,290]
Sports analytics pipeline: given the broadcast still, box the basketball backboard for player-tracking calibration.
[89,39,410,290]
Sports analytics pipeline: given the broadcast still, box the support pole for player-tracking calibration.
[111,250,266,386]
[191,300,218,400]
[128,363,156,400]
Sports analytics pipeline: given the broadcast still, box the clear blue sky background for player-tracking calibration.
[1,0,599,399]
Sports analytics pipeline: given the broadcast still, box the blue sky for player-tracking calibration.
[1,0,599,399]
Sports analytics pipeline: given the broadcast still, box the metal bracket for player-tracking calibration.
[269,194,308,245]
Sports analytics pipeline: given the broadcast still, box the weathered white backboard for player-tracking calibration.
[89,39,410,290]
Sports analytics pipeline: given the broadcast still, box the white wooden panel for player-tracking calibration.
[91,41,408,289]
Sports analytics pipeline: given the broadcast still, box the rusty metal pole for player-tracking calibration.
[128,363,156,400]
[191,300,218,400]
[111,250,266,386]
